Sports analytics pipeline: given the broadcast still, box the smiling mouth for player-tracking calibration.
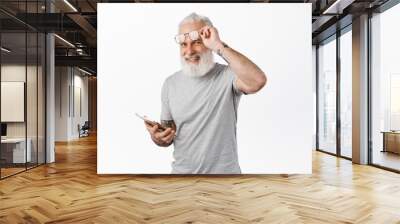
[185,55,200,62]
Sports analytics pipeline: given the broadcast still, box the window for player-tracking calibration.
[318,36,337,154]
[339,28,352,158]
[371,3,400,171]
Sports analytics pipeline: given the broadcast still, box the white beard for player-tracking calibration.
[181,50,215,77]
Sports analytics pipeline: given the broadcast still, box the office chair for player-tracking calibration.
[79,121,90,138]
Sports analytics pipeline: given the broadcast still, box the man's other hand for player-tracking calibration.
[145,122,175,147]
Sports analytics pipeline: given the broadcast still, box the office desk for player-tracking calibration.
[381,131,400,154]
[1,138,32,163]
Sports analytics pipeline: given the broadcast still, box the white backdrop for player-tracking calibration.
[98,3,312,174]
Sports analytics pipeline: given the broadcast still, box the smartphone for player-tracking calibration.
[135,113,166,132]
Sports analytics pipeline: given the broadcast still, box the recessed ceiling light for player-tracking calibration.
[1,47,11,53]
[63,0,78,12]
[322,0,354,15]
[78,67,93,76]
[54,34,75,48]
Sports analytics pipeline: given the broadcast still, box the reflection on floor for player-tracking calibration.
[0,134,400,223]
[341,148,352,158]
[373,150,400,171]
[0,167,25,178]
[0,163,40,178]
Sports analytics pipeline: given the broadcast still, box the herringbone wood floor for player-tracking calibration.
[1,134,400,224]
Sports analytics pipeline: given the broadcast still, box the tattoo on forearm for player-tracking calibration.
[217,42,230,64]
[161,120,174,128]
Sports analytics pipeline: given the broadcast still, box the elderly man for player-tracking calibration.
[144,13,267,174]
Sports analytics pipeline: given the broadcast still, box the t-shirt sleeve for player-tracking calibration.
[160,79,173,121]
[225,66,246,97]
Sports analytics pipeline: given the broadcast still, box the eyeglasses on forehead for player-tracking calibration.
[174,30,200,44]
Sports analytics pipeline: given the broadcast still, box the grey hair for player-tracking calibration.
[179,12,213,29]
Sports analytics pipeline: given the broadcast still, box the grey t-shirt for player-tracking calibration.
[161,63,244,174]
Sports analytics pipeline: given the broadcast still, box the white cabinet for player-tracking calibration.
[1,138,32,163]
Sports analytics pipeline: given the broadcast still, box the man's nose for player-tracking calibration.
[185,43,195,55]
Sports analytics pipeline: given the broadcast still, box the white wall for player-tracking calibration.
[55,67,89,141]
[98,3,313,174]
[312,45,316,150]
[71,72,89,138]
[55,66,69,141]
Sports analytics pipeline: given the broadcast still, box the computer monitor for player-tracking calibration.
[1,123,7,137]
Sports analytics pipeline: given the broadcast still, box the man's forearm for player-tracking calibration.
[214,42,266,92]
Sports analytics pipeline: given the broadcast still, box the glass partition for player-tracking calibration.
[1,31,28,177]
[317,36,337,155]
[27,31,38,169]
[0,1,46,179]
[38,32,45,165]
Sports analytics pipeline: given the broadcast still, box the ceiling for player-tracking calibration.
[0,0,394,75]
